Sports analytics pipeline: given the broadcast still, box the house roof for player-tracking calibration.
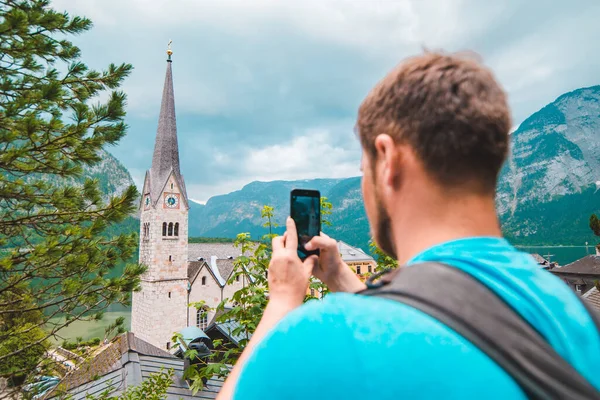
[188,243,242,262]
[46,333,175,397]
[583,286,600,312]
[47,332,223,400]
[206,319,249,347]
[338,241,374,262]
[552,255,600,276]
[188,260,203,281]
[216,259,235,282]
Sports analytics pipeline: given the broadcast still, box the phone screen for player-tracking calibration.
[290,189,321,260]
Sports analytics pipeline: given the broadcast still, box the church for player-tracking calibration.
[130,48,376,352]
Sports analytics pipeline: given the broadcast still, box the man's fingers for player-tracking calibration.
[305,234,336,251]
[285,217,298,250]
[272,236,285,252]
[303,255,319,275]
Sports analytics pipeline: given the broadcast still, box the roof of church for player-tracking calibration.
[216,259,235,282]
[188,243,244,261]
[148,57,188,206]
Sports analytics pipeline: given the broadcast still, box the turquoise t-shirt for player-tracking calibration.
[234,237,600,399]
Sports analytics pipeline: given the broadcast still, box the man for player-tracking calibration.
[217,52,600,399]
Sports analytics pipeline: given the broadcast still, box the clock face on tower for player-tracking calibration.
[164,193,180,209]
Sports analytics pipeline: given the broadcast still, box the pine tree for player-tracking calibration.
[0,0,143,389]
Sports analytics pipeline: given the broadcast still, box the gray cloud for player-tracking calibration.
[53,0,600,201]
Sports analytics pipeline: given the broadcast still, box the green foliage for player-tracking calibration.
[0,0,143,388]
[369,239,398,270]
[320,196,333,227]
[61,337,101,351]
[590,214,600,240]
[103,316,126,342]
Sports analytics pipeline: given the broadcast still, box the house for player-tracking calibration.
[550,250,600,295]
[582,286,600,313]
[45,332,223,400]
[338,241,377,278]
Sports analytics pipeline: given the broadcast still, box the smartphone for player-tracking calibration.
[290,189,321,260]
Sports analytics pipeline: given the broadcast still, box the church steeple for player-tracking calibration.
[148,42,188,206]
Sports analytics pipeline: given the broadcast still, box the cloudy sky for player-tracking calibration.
[53,0,600,203]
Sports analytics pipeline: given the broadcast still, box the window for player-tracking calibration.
[168,222,173,236]
[236,275,240,282]
[166,342,170,350]
[169,255,172,262]
[201,276,206,285]
[168,292,171,298]
[174,222,179,236]
[368,265,372,273]
[310,288,315,297]
[171,183,174,189]
[197,309,208,330]
[162,222,167,236]
[356,265,361,275]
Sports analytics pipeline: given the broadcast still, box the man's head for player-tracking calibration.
[357,51,511,259]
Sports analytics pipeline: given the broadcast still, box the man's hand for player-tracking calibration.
[268,217,317,308]
[305,232,367,293]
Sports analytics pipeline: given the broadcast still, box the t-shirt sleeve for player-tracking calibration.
[232,299,354,399]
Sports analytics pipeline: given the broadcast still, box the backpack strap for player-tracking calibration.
[358,262,600,400]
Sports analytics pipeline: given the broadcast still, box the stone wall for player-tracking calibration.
[132,279,188,350]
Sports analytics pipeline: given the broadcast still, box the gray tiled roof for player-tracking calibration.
[583,286,600,312]
[338,240,374,262]
[46,333,175,398]
[147,60,188,207]
[188,243,243,261]
[553,255,600,275]
[47,332,223,399]
[188,260,203,281]
[216,259,235,282]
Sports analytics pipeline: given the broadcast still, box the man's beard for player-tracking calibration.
[373,189,397,260]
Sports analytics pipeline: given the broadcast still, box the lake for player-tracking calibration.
[516,245,593,266]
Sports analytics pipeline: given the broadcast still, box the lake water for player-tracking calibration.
[516,245,593,266]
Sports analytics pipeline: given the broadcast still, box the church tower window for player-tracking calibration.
[162,222,167,236]
[197,309,208,330]
[174,222,179,236]
[168,222,173,236]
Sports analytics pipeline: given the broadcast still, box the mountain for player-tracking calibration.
[189,85,600,249]
[498,85,600,245]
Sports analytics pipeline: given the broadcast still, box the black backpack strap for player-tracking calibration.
[358,262,600,400]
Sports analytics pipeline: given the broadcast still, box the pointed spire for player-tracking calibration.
[148,43,188,205]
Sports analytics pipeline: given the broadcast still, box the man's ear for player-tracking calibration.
[373,134,400,188]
